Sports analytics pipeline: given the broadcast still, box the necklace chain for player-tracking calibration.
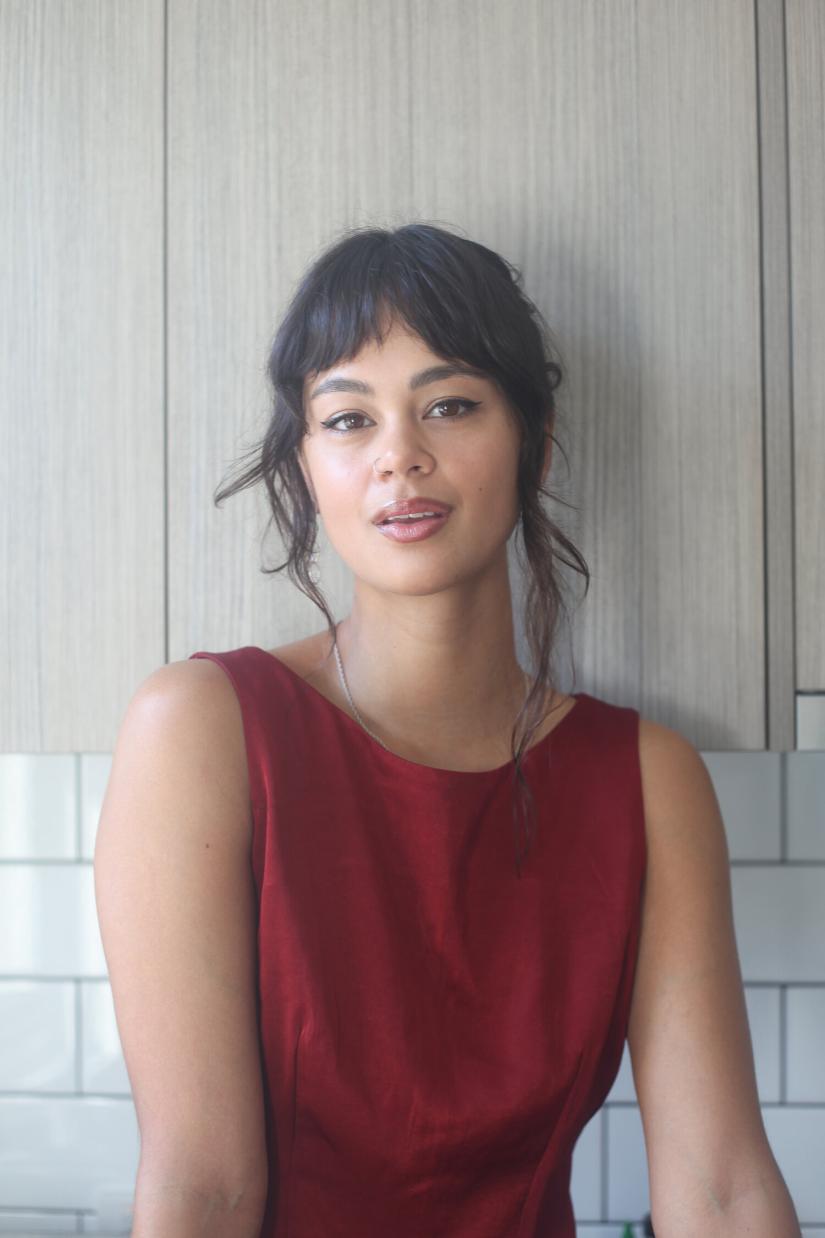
[331,622,532,757]
[332,628,391,751]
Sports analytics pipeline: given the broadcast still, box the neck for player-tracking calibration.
[327,599,533,759]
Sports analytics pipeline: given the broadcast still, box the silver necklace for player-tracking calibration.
[333,628,391,750]
[332,624,532,757]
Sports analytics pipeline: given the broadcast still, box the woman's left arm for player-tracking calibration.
[627,718,801,1237]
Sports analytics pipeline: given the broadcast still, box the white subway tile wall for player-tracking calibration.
[786,987,825,1103]
[80,982,132,1096]
[731,867,825,982]
[0,748,822,1235]
[0,757,78,863]
[569,1112,602,1220]
[701,750,782,860]
[788,752,825,861]
[0,1217,79,1233]
[0,982,76,1092]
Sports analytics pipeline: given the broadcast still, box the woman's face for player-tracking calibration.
[298,315,542,598]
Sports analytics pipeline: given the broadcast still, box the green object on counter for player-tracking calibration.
[621,1225,634,1238]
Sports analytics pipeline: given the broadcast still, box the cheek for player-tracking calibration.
[315,461,374,542]
[464,449,520,515]
[313,455,361,504]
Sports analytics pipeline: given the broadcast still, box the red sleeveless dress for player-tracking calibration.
[189,646,646,1238]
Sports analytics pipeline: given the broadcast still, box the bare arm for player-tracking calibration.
[629,718,800,1236]
[94,660,268,1236]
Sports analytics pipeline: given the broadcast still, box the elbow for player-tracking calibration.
[650,1144,801,1237]
[132,1156,268,1238]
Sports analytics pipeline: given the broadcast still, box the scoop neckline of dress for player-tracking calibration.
[248,645,586,780]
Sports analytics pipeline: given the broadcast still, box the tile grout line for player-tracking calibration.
[729,859,825,867]
[75,978,83,1094]
[75,754,83,860]
[601,1105,609,1221]
[0,859,95,866]
[0,973,126,982]
[779,983,787,1103]
[162,0,170,666]
[0,1207,84,1218]
[0,1089,133,1099]
[780,750,789,861]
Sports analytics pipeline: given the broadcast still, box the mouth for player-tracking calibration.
[374,511,451,542]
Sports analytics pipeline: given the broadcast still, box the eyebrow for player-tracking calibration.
[308,362,490,402]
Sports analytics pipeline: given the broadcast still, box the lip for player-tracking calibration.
[375,511,451,543]
[371,497,454,524]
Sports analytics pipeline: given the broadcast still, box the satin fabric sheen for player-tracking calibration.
[189,647,646,1237]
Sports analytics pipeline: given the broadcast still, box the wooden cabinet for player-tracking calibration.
[787,1,825,696]
[1,0,164,753]
[2,0,821,753]
[167,0,765,749]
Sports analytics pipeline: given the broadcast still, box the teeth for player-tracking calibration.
[384,512,439,523]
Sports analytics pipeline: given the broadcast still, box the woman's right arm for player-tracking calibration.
[93,660,268,1236]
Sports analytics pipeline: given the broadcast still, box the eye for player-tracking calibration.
[426,398,481,420]
[319,398,480,434]
[320,411,368,433]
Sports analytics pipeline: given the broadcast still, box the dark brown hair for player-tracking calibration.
[213,221,590,875]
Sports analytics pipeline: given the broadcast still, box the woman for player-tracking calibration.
[94,223,800,1236]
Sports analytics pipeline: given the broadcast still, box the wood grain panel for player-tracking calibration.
[169,0,763,747]
[0,1,164,751]
[787,0,825,692]
[756,0,797,750]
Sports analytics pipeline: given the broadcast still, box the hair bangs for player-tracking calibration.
[272,225,533,418]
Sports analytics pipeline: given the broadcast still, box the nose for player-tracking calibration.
[371,425,435,476]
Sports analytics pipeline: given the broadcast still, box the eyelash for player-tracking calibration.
[320,398,481,434]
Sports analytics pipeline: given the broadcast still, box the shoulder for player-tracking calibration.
[637,714,711,788]
[263,629,333,680]
[119,658,252,840]
[635,715,725,859]
[133,656,246,736]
